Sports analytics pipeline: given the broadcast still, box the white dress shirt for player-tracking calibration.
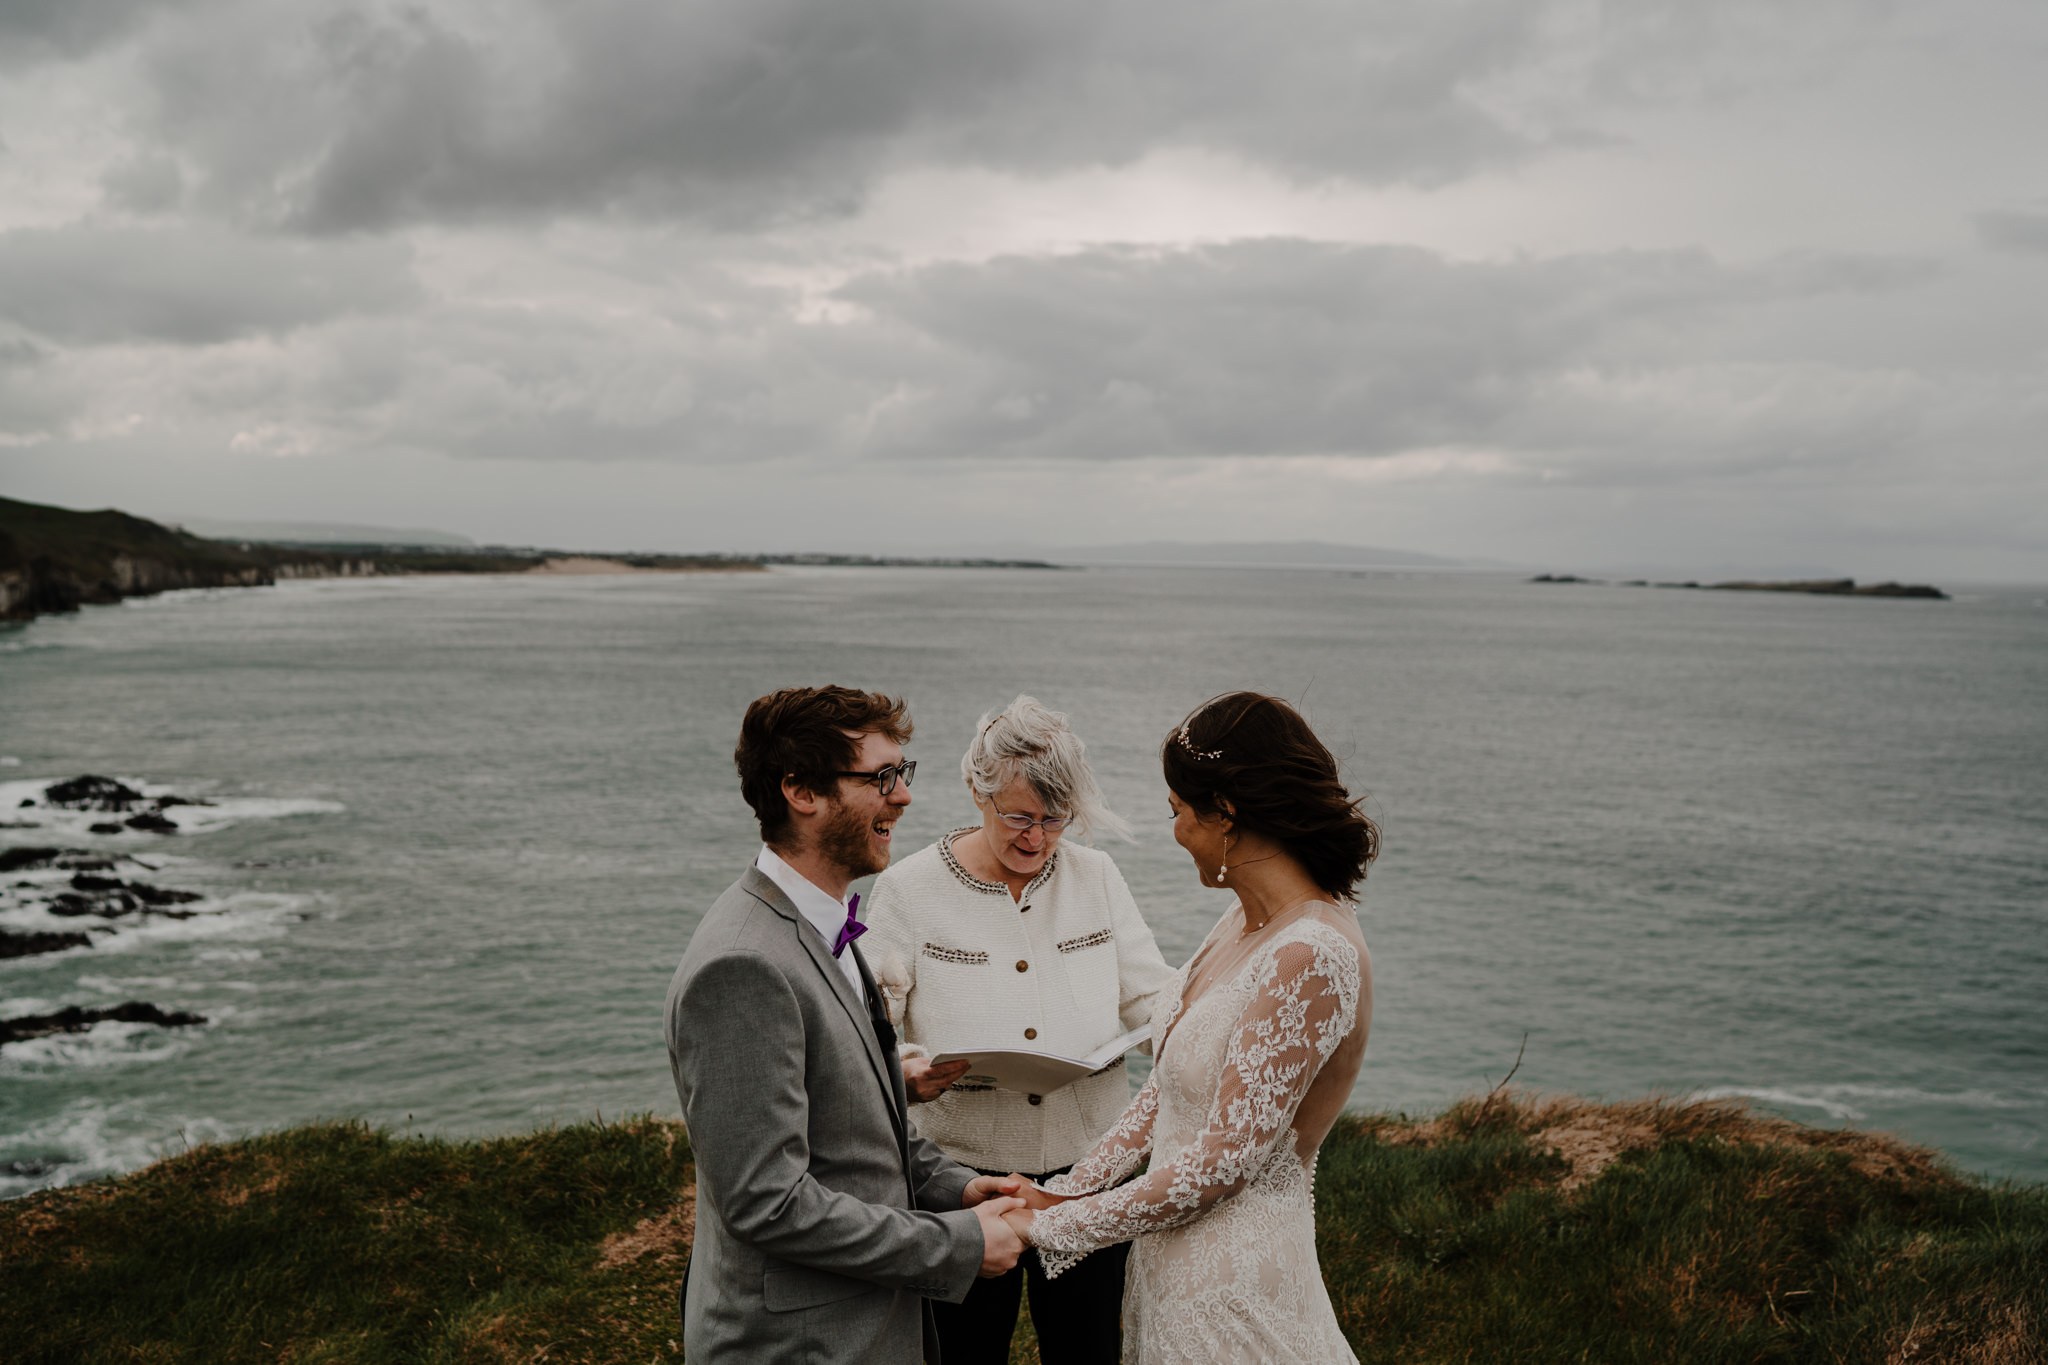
[757,843,867,997]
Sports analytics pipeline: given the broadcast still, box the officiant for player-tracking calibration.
[865,696,1173,1365]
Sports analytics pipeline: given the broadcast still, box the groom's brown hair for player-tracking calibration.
[735,686,913,844]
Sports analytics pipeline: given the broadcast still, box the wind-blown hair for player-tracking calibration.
[735,685,913,845]
[1161,691,1378,900]
[962,695,1132,844]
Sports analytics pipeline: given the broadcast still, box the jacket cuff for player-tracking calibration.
[925,1208,989,1303]
[920,1161,975,1213]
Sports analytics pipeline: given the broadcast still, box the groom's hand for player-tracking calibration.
[974,1197,1027,1277]
[961,1174,1025,1207]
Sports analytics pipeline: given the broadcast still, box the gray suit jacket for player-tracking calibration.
[666,863,984,1363]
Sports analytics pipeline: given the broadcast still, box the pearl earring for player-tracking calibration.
[1216,833,1230,885]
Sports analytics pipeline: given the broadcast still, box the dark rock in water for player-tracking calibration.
[44,775,144,812]
[50,890,140,917]
[18,798,33,808]
[1,847,123,874]
[1529,574,1598,584]
[90,822,126,835]
[1709,578,1949,600]
[123,811,178,835]
[69,872,201,905]
[0,1001,206,1047]
[0,846,62,873]
[150,794,211,809]
[1854,582,1948,599]
[0,926,93,959]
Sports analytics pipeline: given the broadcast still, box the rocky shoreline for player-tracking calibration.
[1,777,221,962]
[1531,573,1948,599]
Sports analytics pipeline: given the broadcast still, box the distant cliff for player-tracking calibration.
[0,497,763,623]
[0,496,273,621]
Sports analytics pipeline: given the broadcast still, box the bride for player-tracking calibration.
[1000,692,1376,1364]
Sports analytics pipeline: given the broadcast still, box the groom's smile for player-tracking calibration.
[819,730,914,880]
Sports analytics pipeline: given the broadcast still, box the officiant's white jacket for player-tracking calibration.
[865,830,1175,1173]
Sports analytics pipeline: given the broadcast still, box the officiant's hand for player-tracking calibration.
[902,1055,973,1103]
[961,1174,1026,1207]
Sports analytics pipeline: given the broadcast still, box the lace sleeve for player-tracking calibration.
[1043,1068,1160,1197]
[1027,930,1359,1277]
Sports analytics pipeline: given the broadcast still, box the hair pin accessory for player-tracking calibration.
[1176,720,1224,761]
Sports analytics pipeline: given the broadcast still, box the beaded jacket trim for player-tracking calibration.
[921,942,990,966]
[1057,929,1114,954]
[938,826,1061,899]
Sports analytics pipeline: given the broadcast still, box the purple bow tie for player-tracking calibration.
[832,893,867,958]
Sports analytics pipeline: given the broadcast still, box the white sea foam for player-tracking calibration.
[194,947,263,963]
[0,1100,237,1199]
[1693,1083,2037,1124]
[0,1017,212,1078]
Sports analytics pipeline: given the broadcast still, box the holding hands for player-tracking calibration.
[962,1175,1031,1276]
[960,1172,1075,1260]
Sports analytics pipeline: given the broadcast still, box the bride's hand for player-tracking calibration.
[999,1206,1036,1241]
[1005,1174,1074,1211]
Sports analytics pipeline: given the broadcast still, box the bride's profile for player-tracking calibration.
[1001,691,1376,1364]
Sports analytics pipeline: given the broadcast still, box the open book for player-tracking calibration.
[930,1024,1151,1095]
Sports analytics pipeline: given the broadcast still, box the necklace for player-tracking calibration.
[1237,894,1324,941]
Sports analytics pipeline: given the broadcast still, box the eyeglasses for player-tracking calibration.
[989,799,1070,835]
[832,760,917,796]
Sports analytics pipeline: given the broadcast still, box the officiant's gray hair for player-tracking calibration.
[963,695,1133,843]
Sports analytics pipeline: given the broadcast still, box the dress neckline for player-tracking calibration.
[938,826,1061,900]
[1157,906,1350,1065]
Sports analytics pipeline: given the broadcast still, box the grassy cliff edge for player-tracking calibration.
[1,1095,2040,1364]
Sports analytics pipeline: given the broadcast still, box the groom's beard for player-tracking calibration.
[818,797,889,881]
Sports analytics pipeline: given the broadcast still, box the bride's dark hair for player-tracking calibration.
[1161,692,1379,901]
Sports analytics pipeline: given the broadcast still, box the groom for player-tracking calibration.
[666,685,1028,1363]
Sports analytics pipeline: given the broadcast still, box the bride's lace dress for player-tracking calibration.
[1029,908,1367,1364]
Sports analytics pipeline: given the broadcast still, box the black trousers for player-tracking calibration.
[931,1166,1129,1365]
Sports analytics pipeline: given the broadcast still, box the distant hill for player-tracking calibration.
[174,518,478,548]
[1049,539,1475,568]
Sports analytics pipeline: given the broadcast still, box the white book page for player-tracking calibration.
[930,1024,1150,1094]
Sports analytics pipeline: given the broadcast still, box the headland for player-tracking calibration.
[1,1094,2039,1363]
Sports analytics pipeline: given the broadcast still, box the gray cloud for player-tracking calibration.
[0,225,418,345]
[0,233,1959,475]
[1976,210,2048,255]
[96,0,1897,233]
[0,0,178,65]
[824,240,1932,469]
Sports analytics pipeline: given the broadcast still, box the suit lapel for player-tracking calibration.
[740,866,905,1140]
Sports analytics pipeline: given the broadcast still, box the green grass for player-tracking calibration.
[3,1098,2040,1364]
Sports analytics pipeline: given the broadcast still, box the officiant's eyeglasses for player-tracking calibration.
[990,800,1071,834]
[834,760,917,796]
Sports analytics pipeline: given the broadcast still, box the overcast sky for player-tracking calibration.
[1,0,2043,576]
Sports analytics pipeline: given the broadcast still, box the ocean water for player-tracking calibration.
[2,568,2044,1197]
